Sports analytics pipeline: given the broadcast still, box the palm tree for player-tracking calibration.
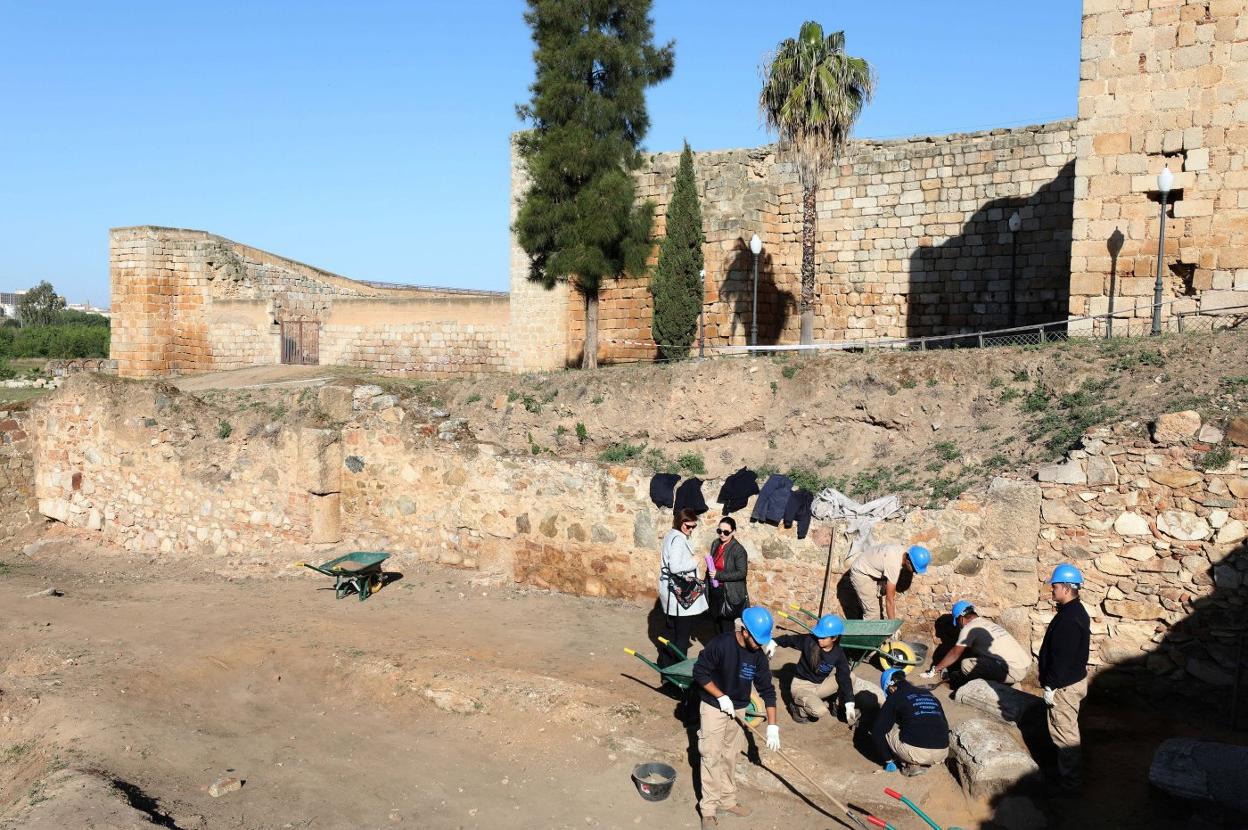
[760,22,874,344]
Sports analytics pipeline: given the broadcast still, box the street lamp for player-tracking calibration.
[749,233,762,347]
[1152,165,1174,336]
[698,268,706,358]
[1007,212,1021,327]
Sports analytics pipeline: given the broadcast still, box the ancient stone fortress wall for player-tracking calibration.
[511,122,1077,367]
[30,375,1248,702]
[1069,0,1248,332]
[0,404,37,542]
[109,226,509,379]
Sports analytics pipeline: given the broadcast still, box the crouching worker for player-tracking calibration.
[692,606,779,829]
[922,600,1030,687]
[872,668,949,777]
[773,614,858,727]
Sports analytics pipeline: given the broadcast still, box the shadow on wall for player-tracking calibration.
[717,237,795,347]
[906,160,1075,341]
[982,544,1248,829]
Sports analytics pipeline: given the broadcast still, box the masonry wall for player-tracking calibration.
[1069,0,1248,333]
[0,405,37,541]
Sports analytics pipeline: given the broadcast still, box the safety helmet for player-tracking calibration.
[951,600,974,626]
[811,614,845,639]
[907,545,931,575]
[1047,563,1084,586]
[741,606,774,648]
[880,668,904,693]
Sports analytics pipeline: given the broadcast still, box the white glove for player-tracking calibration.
[716,695,734,716]
[765,724,780,751]
[1043,687,1055,707]
[844,702,859,727]
[920,669,936,680]
[763,640,777,659]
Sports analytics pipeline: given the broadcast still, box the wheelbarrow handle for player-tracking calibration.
[298,561,336,577]
[777,611,813,632]
[623,648,665,675]
[789,603,820,621]
[656,636,689,661]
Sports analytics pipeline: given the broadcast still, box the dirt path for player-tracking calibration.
[171,366,336,392]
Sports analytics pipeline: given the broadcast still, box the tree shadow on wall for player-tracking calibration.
[906,160,1075,342]
[979,544,1248,830]
[717,237,795,346]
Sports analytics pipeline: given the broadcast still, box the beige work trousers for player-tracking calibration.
[698,702,747,817]
[850,568,883,620]
[790,675,841,719]
[960,654,1009,684]
[1048,677,1088,785]
[886,726,948,769]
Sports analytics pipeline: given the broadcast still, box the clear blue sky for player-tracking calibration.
[0,1,1082,306]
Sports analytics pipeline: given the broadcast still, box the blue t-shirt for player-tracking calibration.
[872,680,949,762]
[692,631,777,710]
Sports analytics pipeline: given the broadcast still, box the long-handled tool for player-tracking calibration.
[883,786,966,830]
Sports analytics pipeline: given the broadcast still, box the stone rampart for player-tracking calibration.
[0,405,37,541]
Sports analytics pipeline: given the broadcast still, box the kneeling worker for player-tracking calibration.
[922,600,1030,686]
[872,668,949,777]
[848,543,931,620]
[692,606,779,829]
[773,614,858,726]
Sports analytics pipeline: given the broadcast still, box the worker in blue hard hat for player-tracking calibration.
[921,600,1030,686]
[871,668,949,777]
[847,542,932,620]
[691,605,779,829]
[773,614,858,727]
[1038,563,1090,793]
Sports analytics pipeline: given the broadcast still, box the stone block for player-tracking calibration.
[953,680,1045,727]
[1113,512,1152,536]
[1037,460,1087,484]
[1227,417,1248,448]
[1151,411,1201,444]
[1149,468,1204,488]
[1149,739,1248,813]
[1156,510,1211,541]
[950,718,1041,799]
[298,427,342,495]
[309,493,342,544]
[1085,455,1119,486]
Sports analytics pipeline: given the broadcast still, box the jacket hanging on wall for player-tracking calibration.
[783,488,815,540]
[649,473,681,508]
[716,467,760,514]
[751,474,793,525]
[674,477,709,515]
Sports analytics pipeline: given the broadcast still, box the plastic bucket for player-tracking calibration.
[631,762,676,802]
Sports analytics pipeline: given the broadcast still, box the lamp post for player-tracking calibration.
[749,233,762,347]
[698,268,706,358]
[1151,165,1174,336]
[1007,211,1021,327]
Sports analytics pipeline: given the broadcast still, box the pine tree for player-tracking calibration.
[650,142,704,360]
[514,0,674,369]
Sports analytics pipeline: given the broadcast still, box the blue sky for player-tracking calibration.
[0,1,1082,306]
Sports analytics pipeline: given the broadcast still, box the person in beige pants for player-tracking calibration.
[922,601,1030,687]
[1038,564,1091,793]
[847,543,931,620]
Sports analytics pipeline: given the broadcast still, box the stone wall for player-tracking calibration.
[110,226,509,379]
[0,405,37,541]
[1069,0,1248,333]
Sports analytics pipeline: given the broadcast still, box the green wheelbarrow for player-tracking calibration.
[297,551,390,602]
[624,637,768,723]
[780,604,925,674]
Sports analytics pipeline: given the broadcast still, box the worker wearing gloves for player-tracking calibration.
[921,601,1030,686]
[773,614,858,727]
[692,606,779,829]
[848,543,931,620]
[872,668,949,777]
[1038,563,1090,793]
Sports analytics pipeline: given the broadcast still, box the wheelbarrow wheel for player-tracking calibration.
[877,641,917,674]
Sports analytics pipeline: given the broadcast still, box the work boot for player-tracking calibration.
[700,816,718,829]
[787,703,812,724]
[721,803,753,818]
[900,763,928,778]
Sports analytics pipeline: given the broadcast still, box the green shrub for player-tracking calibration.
[782,365,798,380]
[0,324,109,359]
[1021,387,1051,413]
[1196,445,1232,471]
[599,442,644,463]
[934,441,959,461]
[465,393,481,404]
[217,420,233,439]
[676,453,706,475]
[575,422,588,444]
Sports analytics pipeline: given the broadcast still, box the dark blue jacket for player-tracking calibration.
[872,680,949,763]
[751,474,793,525]
[1038,599,1090,689]
[774,634,853,704]
[692,631,777,710]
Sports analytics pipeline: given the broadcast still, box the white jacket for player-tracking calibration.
[658,529,708,616]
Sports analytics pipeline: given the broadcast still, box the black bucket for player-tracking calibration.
[631,762,676,802]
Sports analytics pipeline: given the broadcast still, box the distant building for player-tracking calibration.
[0,290,26,320]
[65,302,111,318]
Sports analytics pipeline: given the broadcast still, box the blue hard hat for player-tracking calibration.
[811,614,845,639]
[1048,563,1084,585]
[880,668,904,693]
[741,606,774,648]
[907,545,931,575]
[951,600,974,626]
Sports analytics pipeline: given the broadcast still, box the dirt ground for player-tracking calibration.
[0,530,1232,830]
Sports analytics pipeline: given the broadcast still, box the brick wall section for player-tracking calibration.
[0,406,37,541]
[321,322,508,378]
[1069,0,1248,333]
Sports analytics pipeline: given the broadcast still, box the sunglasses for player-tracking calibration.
[717,529,733,536]
[682,523,697,530]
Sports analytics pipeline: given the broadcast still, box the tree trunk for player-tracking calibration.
[582,288,599,370]
[800,183,817,344]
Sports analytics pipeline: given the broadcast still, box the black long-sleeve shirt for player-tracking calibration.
[692,631,777,710]
[1038,598,1090,689]
[774,634,853,704]
[782,489,814,539]
[716,468,760,514]
[871,680,949,763]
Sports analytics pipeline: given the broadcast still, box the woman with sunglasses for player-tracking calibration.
[657,508,709,673]
[707,517,749,633]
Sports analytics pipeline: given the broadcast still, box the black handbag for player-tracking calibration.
[662,567,705,611]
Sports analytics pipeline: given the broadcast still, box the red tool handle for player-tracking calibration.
[884,787,902,800]
[867,817,895,829]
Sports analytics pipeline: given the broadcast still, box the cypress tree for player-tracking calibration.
[650,142,704,360]
[514,0,674,369]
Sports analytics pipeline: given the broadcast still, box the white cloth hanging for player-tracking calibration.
[810,488,903,560]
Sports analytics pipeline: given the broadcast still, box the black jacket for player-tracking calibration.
[1038,599,1090,689]
[649,473,680,509]
[751,474,793,525]
[692,631,777,710]
[708,537,749,607]
[716,468,760,514]
[783,489,815,539]
[674,477,709,515]
[774,634,853,703]
[872,680,949,762]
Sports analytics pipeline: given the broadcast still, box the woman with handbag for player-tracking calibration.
[707,517,749,633]
[657,508,709,672]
